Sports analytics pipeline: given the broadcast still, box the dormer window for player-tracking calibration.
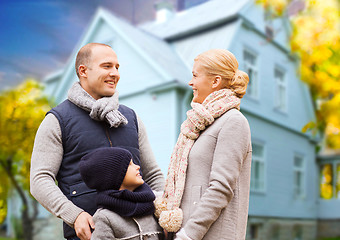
[274,67,286,111]
[243,49,258,99]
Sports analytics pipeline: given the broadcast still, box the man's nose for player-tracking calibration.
[109,69,119,77]
[109,71,116,77]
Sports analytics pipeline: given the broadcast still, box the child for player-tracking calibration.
[79,147,163,240]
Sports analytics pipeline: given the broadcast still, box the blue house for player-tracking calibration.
[35,0,337,239]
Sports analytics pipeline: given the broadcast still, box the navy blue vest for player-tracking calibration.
[48,100,140,238]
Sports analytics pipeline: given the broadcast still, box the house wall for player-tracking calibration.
[240,1,291,50]
[245,111,317,219]
[232,25,315,136]
[120,88,181,175]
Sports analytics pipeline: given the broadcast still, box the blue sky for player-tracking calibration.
[0,0,155,89]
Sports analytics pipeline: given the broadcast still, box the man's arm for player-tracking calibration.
[136,115,165,192]
[30,113,84,227]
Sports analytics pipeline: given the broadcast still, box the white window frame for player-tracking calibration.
[251,142,266,193]
[274,67,287,112]
[319,161,340,199]
[243,49,259,99]
[293,154,305,199]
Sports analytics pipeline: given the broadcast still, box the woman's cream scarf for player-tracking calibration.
[155,88,241,232]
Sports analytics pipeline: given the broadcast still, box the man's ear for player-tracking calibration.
[78,65,87,78]
[212,75,222,89]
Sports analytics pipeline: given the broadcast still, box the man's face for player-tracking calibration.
[80,46,120,100]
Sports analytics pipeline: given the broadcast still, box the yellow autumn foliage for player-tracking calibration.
[0,79,51,223]
[256,0,288,16]
[257,0,340,149]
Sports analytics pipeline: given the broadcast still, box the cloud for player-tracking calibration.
[0,71,25,90]
[0,72,5,82]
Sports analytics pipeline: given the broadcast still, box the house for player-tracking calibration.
[35,0,331,239]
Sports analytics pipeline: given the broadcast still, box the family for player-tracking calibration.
[30,43,252,240]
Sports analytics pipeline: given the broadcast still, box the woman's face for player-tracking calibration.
[189,60,215,104]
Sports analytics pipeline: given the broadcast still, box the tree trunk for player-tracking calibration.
[0,159,35,240]
[22,204,33,240]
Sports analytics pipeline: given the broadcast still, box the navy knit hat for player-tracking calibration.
[79,147,132,191]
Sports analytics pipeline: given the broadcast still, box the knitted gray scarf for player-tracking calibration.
[67,82,128,128]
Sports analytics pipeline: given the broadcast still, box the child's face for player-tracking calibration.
[120,160,144,191]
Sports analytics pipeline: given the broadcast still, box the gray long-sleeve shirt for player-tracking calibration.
[30,113,165,227]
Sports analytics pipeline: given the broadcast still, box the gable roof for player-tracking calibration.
[99,8,191,85]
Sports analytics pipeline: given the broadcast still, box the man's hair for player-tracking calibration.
[75,43,112,78]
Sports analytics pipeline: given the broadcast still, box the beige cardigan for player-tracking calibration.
[179,109,252,240]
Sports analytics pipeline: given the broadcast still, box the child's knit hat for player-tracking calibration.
[79,147,132,191]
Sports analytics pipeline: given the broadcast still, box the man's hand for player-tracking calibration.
[74,212,95,240]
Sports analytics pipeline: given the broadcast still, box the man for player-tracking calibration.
[30,43,165,240]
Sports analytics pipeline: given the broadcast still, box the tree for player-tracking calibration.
[0,79,52,240]
[256,0,340,149]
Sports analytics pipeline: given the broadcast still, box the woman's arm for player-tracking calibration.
[180,114,251,240]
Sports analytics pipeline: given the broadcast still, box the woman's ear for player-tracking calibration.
[212,75,223,89]
[78,65,87,78]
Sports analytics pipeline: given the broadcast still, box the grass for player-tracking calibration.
[319,238,340,240]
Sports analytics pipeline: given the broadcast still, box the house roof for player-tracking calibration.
[141,0,250,40]
[100,8,192,85]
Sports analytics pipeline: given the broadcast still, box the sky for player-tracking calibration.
[0,0,157,90]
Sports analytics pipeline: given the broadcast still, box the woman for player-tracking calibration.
[155,49,252,240]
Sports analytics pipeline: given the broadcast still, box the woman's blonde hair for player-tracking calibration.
[194,49,249,98]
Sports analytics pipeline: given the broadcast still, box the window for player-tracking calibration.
[320,164,333,199]
[274,67,286,111]
[319,163,340,199]
[249,224,260,240]
[243,49,258,98]
[271,225,280,240]
[292,225,303,240]
[251,143,265,192]
[336,164,340,198]
[293,155,305,198]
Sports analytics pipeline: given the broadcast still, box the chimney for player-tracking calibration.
[155,1,174,23]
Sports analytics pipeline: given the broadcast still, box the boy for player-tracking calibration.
[79,147,163,239]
